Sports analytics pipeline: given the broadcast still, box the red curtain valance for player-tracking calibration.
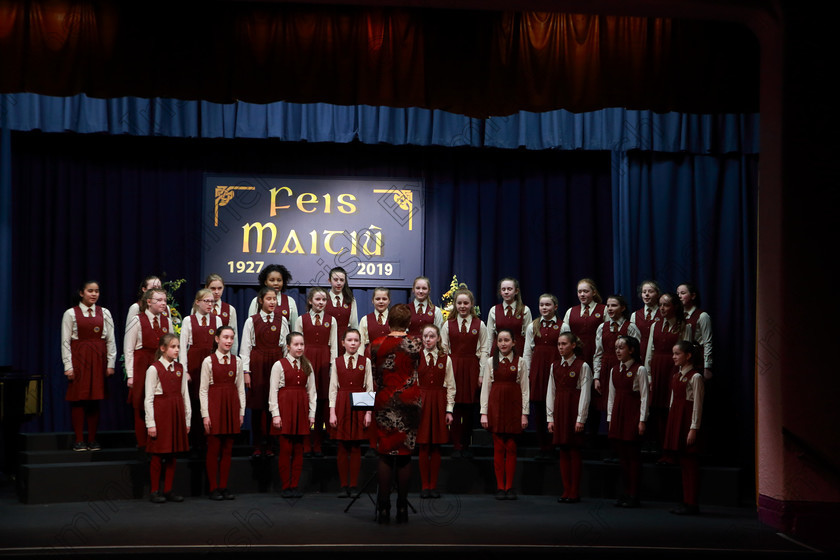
[0,0,759,117]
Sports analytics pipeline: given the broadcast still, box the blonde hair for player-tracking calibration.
[191,288,213,314]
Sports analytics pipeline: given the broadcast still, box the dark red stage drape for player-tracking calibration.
[0,0,759,117]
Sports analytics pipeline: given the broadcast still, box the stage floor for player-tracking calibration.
[0,481,828,559]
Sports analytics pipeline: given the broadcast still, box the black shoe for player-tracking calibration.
[430,489,441,499]
[303,451,313,458]
[164,492,184,503]
[420,489,430,499]
[338,487,350,498]
[451,449,463,458]
[506,489,518,500]
[281,488,293,498]
[251,449,262,460]
[365,447,378,458]
[558,496,568,503]
[87,441,101,451]
[396,504,408,523]
[495,489,507,500]
[221,488,236,500]
[618,496,640,508]
[209,489,224,501]
[292,487,303,498]
[377,504,391,524]
[150,491,166,503]
[670,503,700,515]
[349,487,360,498]
[614,495,627,507]
[72,441,88,452]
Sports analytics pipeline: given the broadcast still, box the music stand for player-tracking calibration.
[344,392,377,514]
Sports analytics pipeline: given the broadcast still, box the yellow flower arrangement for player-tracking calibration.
[162,278,186,336]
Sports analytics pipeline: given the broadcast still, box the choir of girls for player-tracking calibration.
[62,271,709,514]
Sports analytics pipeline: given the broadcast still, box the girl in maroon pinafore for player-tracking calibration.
[359,288,392,457]
[329,328,373,497]
[295,286,337,456]
[630,280,661,364]
[125,287,170,450]
[644,292,690,459]
[60,280,116,451]
[663,340,705,515]
[241,287,289,457]
[608,335,649,508]
[480,329,529,500]
[523,293,562,459]
[325,266,358,355]
[200,325,245,500]
[270,332,317,498]
[416,324,455,498]
[547,332,592,503]
[145,333,190,503]
[442,288,490,457]
[182,288,221,453]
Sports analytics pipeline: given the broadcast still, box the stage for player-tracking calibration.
[0,476,827,559]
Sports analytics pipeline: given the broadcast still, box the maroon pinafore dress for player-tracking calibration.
[449,317,481,404]
[270,358,312,436]
[207,354,241,435]
[146,361,189,454]
[487,356,523,434]
[608,362,643,442]
[492,303,527,358]
[67,306,107,401]
[417,353,450,444]
[301,312,333,400]
[566,304,606,367]
[364,311,391,358]
[663,369,702,453]
[187,314,215,402]
[551,357,586,446]
[528,319,561,403]
[246,313,285,410]
[326,294,352,355]
[213,301,233,326]
[332,355,369,441]
[408,302,436,337]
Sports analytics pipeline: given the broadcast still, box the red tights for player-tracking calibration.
[206,435,234,491]
[492,433,518,491]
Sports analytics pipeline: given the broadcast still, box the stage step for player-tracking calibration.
[16,431,746,506]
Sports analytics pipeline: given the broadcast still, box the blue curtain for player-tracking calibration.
[0,93,759,153]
